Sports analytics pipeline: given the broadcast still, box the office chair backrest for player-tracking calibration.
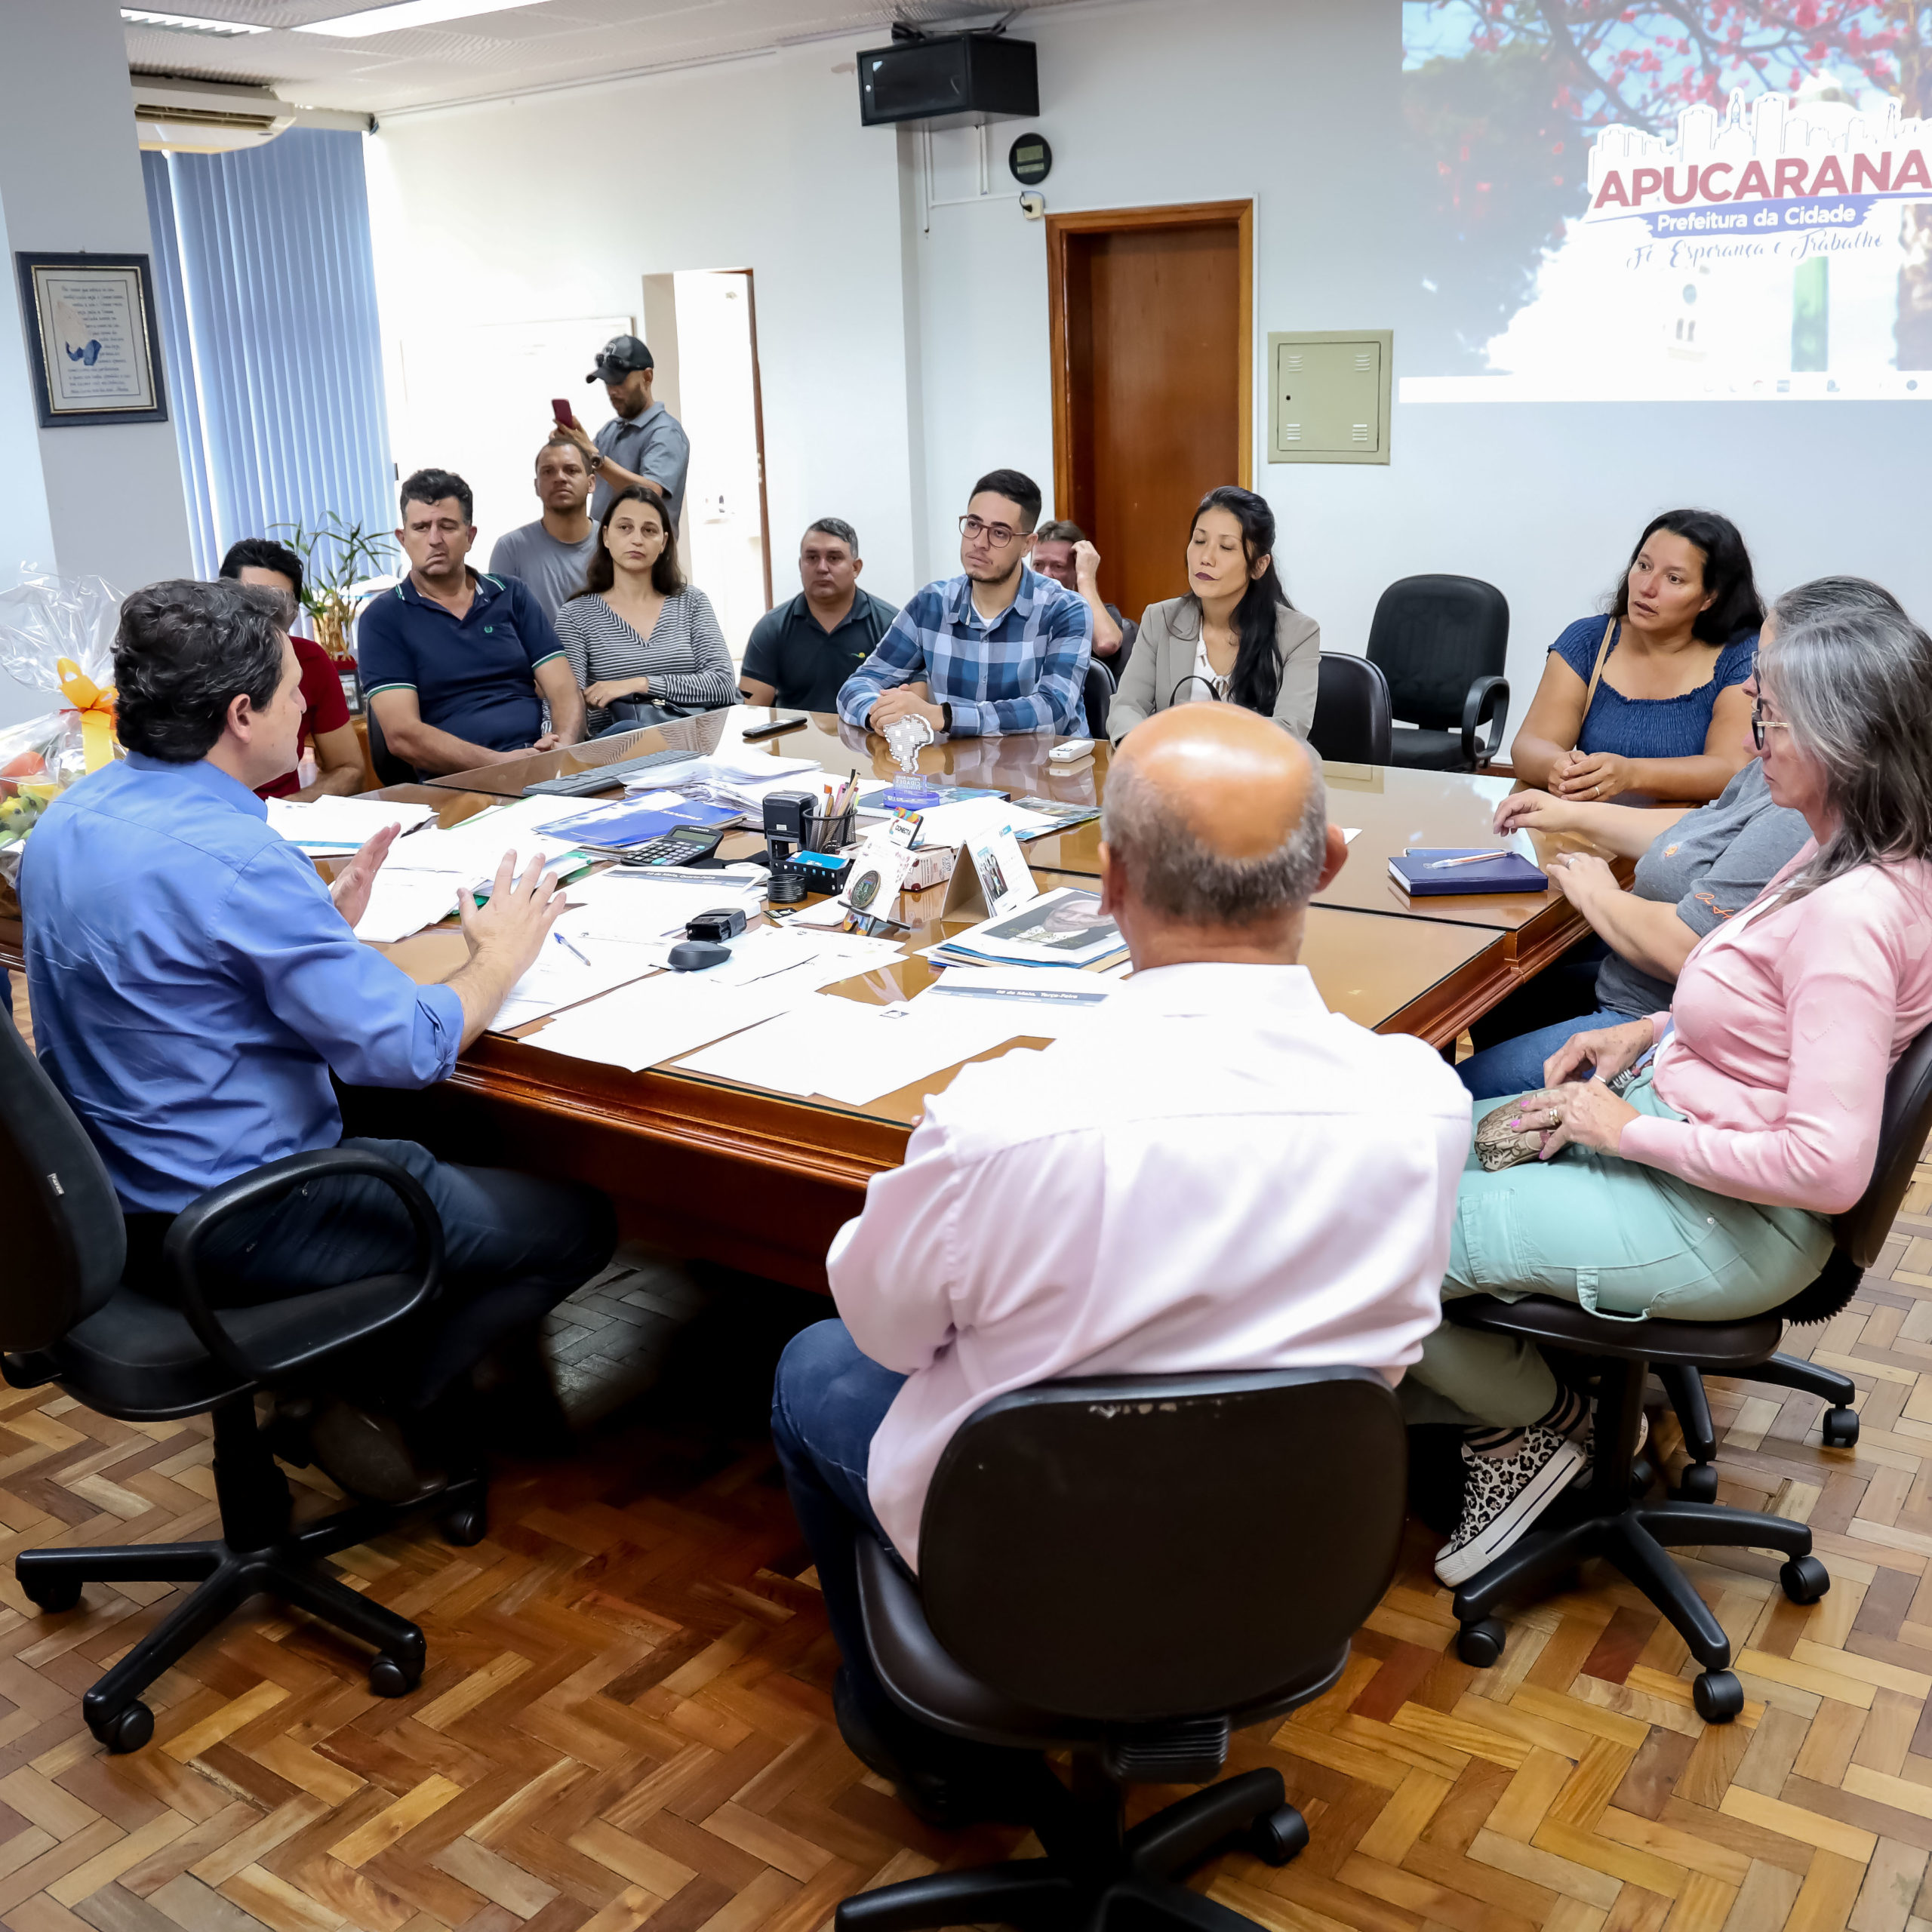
[0,1013,127,1350]
[364,704,414,789]
[918,1366,1406,1723]
[1082,660,1113,740]
[1309,654,1392,764]
[1366,575,1509,731]
[1835,1020,1932,1269]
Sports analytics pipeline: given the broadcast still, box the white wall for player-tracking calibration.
[370,0,1927,701]
[0,0,193,729]
[366,43,923,631]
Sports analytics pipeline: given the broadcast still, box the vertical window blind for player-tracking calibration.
[141,128,392,581]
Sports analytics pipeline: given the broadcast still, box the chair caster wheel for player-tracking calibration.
[1673,1463,1719,1505]
[1693,1670,1744,1724]
[1821,1407,1860,1448]
[369,1652,422,1698]
[438,1503,488,1547]
[89,1702,153,1754]
[20,1573,82,1614]
[1457,1618,1506,1669]
[1780,1554,1831,1605]
[1630,1449,1663,1497]
[1247,1804,1308,1867]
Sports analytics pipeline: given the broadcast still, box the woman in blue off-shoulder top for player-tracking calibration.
[1509,509,1762,804]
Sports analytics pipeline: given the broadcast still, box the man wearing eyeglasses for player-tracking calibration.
[836,469,1091,739]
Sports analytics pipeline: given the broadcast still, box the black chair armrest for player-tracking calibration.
[161,1148,445,1386]
[1461,675,1510,768]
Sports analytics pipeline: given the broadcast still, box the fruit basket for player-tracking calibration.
[0,570,122,891]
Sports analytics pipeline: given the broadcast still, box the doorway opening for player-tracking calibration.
[1046,202,1253,629]
[648,268,773,660]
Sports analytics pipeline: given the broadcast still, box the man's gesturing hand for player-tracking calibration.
[447,850,570,1048]
[330,823,401,931]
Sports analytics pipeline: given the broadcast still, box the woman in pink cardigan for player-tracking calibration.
[1422,592,1932,1586]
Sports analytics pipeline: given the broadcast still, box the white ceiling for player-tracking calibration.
[124,0,1080,117]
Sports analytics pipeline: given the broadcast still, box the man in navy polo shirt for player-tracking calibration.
[360,469,586,779]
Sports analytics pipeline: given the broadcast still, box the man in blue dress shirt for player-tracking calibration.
[21,580,615,1496]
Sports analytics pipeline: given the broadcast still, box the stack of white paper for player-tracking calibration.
[268,795,438,853]
[383,796,592,879]
[565,867,768,942]
[352,872,461,945]
[915,965,1115,1038]
[676,993,1032,1106]
[520,971,813,1074]
[488,935,665,1032]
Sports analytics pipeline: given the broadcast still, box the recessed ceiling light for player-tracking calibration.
[122,8,269,32]
[296,0,540,36]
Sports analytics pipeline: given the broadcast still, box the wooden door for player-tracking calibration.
[1048,202,1252,632]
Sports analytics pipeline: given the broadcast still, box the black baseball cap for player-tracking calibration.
[586,334,654,384]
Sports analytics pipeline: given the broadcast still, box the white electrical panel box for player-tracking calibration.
[1266,331,1392,465]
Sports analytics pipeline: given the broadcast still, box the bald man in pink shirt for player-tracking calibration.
[770,705,1472,1819]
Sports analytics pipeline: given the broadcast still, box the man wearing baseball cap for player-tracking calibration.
[553,334,691,528]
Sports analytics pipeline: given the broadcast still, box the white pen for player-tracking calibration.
[1427,851,1507,870]
[554,931,592,966]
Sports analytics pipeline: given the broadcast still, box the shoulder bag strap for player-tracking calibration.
[1580,615,1617,719]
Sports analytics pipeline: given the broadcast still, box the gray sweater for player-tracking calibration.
[1108,597,1321,741]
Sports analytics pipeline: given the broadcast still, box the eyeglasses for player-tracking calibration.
[1749,700,1792,751]
[958,514,1020,549]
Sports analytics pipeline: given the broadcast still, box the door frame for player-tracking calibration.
[1044,199,1254,521]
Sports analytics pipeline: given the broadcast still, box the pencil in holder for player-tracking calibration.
[804,807,856,853]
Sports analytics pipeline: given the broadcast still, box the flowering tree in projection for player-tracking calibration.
[1403,2,1932,368]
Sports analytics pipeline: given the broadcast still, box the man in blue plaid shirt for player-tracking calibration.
[837,469,1092,739]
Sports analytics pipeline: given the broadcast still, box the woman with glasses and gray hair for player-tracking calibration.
[1454,577,1901,1100]
[1412,589,1932,1588]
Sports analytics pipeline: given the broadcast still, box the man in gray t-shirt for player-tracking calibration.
[488,436,600,624]
[558,334,691,528]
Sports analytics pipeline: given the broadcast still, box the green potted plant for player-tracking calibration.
[272,513,397,666]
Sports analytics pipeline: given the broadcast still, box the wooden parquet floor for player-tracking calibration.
[8,995,1932,1932]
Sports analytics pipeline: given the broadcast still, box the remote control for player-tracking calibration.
[1048,738,1095,763]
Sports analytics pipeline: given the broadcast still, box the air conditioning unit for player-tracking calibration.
[133,77,294,153]
[857,32,1038,130]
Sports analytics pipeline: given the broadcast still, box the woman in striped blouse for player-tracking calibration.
[557,487,738,732]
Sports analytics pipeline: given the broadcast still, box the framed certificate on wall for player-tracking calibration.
[14,252,168,428]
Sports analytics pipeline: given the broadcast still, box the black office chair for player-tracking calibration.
[1660,1023,1932,1499]
[1365,575,1510,771]
[0,1015,487,1752]
[363,697,414,788]
[1441,1023,1932,1723]
[835,1367,1406,1932]
[1309,653,1393,764]
[1082,658,1115,740]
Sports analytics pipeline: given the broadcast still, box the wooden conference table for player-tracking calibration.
[0,710,1619,1291]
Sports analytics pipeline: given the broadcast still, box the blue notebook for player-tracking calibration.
[534,797,740,851]
[1388,847,1549,896]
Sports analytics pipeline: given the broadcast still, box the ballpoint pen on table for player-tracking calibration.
[554,931,592,965]
[1428,851,1508,869]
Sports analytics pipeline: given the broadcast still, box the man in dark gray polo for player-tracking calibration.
[740,518,899,715]
[556,334,691,528]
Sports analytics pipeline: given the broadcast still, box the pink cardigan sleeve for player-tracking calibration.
[1620,894,1900,1214]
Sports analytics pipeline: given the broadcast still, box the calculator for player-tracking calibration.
[618,825,726,868]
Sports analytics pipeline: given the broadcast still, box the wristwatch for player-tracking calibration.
[940,702,953,733]
[586,449,604,472]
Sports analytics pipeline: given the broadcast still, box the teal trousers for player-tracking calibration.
[1402,1069,1833,1430]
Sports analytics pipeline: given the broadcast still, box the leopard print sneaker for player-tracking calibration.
[1434,1426,1586,1587]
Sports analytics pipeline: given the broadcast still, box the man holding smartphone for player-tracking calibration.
[553,335,690,529]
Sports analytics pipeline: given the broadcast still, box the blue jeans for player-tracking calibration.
[771,1321,911,1743]
[1456,1008,1631,1101]
[167,1137,617,1408]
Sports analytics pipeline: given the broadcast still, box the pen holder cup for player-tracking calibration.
[804,808,855,854]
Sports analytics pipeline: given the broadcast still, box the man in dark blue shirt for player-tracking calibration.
[739,518,898,715]
[359,468,586,779]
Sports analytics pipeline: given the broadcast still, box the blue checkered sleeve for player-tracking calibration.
[835,591,939,728]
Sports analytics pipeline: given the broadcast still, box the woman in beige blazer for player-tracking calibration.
[1108,486,1321,742]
